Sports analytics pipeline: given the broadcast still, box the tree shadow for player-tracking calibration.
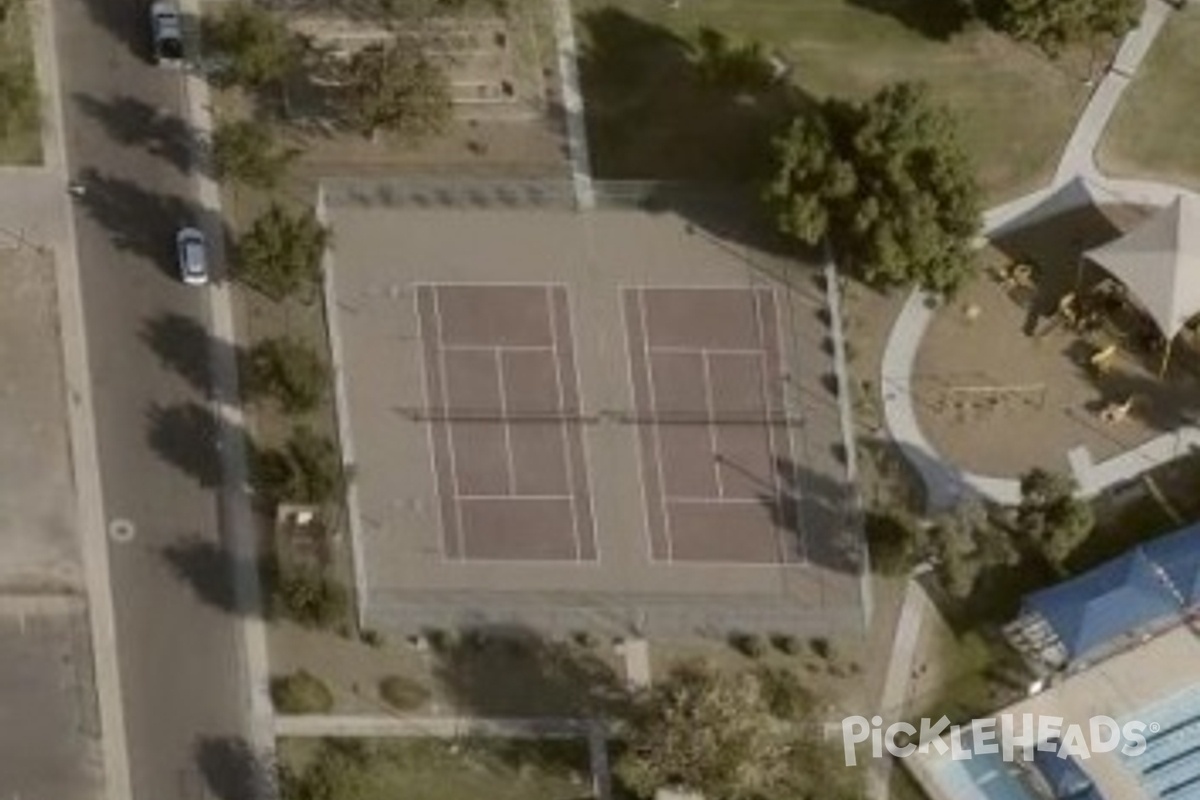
[990,201,1148,334]
[73,93,199,176]
[161,535,268,618]
[577,7,812,183]
[195,737,277,800]
[844,0,983,41]
[64,0,148,61]
[758,456,864,574]
[146,401,223,487]
[140,312,246,404]
[429,624,631,720]
[73,167,199,271]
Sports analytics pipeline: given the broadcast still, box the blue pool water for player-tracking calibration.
[1125,685,1200,800]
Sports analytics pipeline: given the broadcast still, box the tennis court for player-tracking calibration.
[624,286,800,564]
[416,283,597,562]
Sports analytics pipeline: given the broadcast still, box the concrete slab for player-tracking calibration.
[0,246,79,590]
[0,598,103,800]
[322,178,864,637]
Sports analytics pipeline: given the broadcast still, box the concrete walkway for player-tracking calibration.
[1054,0,1173,183]
[881,0,1194,511]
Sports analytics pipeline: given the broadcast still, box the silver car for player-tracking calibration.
[150,1,184,65]
[176,227,209,285]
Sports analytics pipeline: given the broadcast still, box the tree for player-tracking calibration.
[616,662,793,800]
[341,42,452,140]
[243,337,328,414]
[927,501,1019,598]
[1017,468,1094,565]
[211,121,298,189]
[234,204,329,300]
[616,661,862,800]
[203,1,299,88]
[273,567,348,629]
[252,426,342,506]
[767,82,981,294]
[997,0,1142,56]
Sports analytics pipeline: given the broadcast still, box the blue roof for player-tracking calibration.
[1022,522,1200,661]
[1023,551,1180,660]
[1141,522,1200,607]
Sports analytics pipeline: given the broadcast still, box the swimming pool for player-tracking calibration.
[1124,685,1200,799]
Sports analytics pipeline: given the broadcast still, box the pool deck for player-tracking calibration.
[906,624,1200,800]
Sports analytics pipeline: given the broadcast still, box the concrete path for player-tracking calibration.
[880,0,1191,511]
[1054,0,1174,183]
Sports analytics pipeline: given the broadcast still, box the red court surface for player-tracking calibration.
[416,284,597,562]
[624,287,799,564]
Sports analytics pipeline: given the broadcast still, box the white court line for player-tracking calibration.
[458,494,573,501]
[753,288,790,566]
[413,286,452,564]
[432,288,469,559]
[700,350,725,498]
[663,496,763,505]
[546,286,584,561]
[769,284,809,562]
[648,345,767,356]
[618,286,657,565]
[638,289,676,563]
[563,286,602,564]
[442,343,556,353]
[494,347,518,496]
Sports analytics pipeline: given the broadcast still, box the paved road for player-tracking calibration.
[51,0,253,797]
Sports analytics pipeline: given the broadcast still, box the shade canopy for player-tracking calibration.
[1022,522,1200,661]
[1084,195,1200,340]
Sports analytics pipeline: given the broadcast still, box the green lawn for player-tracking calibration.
[279,737,595,800]
[1098,6,1200,190]
[575,0,1094,200]
[0,0,42,164]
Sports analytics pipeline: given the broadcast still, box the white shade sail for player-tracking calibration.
[1085,195,1200,340]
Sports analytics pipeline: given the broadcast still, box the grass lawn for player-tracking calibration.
[575,0,1096,200]
[0,0,42,164]
[279,737,594,800]
[1098,6,1200,191]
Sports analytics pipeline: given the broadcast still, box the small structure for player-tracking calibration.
[1084,195,1200,374]
[1005,522,1200,671]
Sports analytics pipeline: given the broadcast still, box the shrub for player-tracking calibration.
[271,670,333,713]
[274,567,348,629]
[729,631,767,659]
[809,637,832,660]
[378,675,431,711]
[769,633,801,655]
[360,628,384,647]
[422,627,451,652]
[242,337,328,414]
[754,665,815,719]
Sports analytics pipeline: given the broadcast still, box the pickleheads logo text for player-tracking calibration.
[840,714,1152,766]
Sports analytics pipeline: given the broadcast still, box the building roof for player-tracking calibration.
[1022,523,1200,661]
[1085,195,1200,340]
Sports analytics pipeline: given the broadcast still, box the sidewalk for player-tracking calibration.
[880,0,1185,512]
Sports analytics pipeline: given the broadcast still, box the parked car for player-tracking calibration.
[175,227,209,286]
[149,1,184,65]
